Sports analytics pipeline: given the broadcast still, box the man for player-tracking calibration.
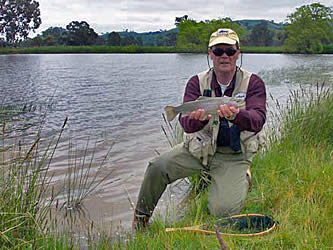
[133,28,266,228]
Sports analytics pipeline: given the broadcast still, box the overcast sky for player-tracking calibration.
[36,0,333,34]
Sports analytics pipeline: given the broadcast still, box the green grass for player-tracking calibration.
[0,108,114,249]
[1,44,332,54]
[0,45,286,54]
[323,44,333,54]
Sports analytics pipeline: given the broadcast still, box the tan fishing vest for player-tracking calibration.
[183,67,265,165]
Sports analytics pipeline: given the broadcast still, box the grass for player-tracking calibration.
[0,107,115,248]
[323,44,333,54]
[0,128,55,248]
[0,45,286,54]
[1,44,333,54]
[59,138,115,211]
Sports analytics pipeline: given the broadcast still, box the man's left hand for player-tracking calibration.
[217,104,240,120]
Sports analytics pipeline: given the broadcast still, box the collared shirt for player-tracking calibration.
[179,69,267,133]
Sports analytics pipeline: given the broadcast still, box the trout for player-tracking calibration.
[164,96,245,121]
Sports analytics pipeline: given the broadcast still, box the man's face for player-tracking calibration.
[208,44,240,74]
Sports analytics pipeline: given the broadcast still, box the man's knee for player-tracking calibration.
[145,158,171,184]
[208,184,248,217]
[208,199,243,217]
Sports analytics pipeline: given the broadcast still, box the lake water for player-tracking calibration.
[1,53,332,234]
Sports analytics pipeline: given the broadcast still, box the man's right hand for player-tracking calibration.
[189,109,212,121]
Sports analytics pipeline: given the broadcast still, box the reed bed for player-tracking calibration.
[0,107,115,248]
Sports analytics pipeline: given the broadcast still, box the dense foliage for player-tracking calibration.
[248,22,274,46]
[0,0,41,45]
[176,18,245,50]
[284,3,333,53]
[65,21,98,46]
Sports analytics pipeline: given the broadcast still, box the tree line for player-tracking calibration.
[0,1,332,53]
[175,2,333,53]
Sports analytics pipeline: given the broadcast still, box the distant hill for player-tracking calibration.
[105,19,286,47]
[236,19,287,46]
[236,19,285,30]
[100,28,178,46]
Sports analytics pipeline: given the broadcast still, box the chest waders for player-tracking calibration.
[183,67,265,166]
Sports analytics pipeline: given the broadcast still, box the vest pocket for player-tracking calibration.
[184,131,213,165]
[240,131,259,153]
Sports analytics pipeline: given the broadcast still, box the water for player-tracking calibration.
[1,53,332,234]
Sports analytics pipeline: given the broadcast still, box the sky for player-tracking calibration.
[36,0,333,34]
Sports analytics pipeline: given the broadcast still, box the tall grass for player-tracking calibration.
[59,138,115,211]
[0,107,115,248]
[0,125,59,248]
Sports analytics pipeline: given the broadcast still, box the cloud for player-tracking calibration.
[36,0,333,34]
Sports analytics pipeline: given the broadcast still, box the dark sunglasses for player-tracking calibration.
[212,47,237,57]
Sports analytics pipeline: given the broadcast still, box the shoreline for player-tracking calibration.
[0,45,332,55]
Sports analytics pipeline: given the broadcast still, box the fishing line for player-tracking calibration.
[206,53,211,69]
[238,51,243,69]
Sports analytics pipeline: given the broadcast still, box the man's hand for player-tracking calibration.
[189,109,212,121]
[217,104,239,120]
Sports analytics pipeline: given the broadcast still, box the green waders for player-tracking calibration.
[135,143,254,218]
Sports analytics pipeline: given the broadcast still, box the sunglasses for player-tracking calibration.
[211,47,237,57]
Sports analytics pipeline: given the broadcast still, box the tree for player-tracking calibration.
[284,3,333,53]
[107,31,121,46]
[121,35,136,46]
[41,26,67,45]
[177,17,245,50]
[249,22,274,46]
[175,15,188,26]
[0,0,41,45]
[65,21,98,46]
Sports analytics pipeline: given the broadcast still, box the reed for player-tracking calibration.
[0,117,62,248]
[58,138,116,211]
[0,106,115,248]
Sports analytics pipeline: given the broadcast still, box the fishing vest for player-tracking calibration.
[183,67,265,165]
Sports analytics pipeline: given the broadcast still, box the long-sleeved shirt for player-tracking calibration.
[179,69,266,134]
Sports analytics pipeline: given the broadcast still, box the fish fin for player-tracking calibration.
[164,106,177,121]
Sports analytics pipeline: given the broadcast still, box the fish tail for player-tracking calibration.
[164,106,177,121]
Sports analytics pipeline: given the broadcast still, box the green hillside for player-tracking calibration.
[100,28,178,46]
[236,19,285,30]
[111,19,286,47]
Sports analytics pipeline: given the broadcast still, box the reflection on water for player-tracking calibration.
[0,53,332,235]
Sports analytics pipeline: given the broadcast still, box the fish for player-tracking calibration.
[164,96,245,121]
